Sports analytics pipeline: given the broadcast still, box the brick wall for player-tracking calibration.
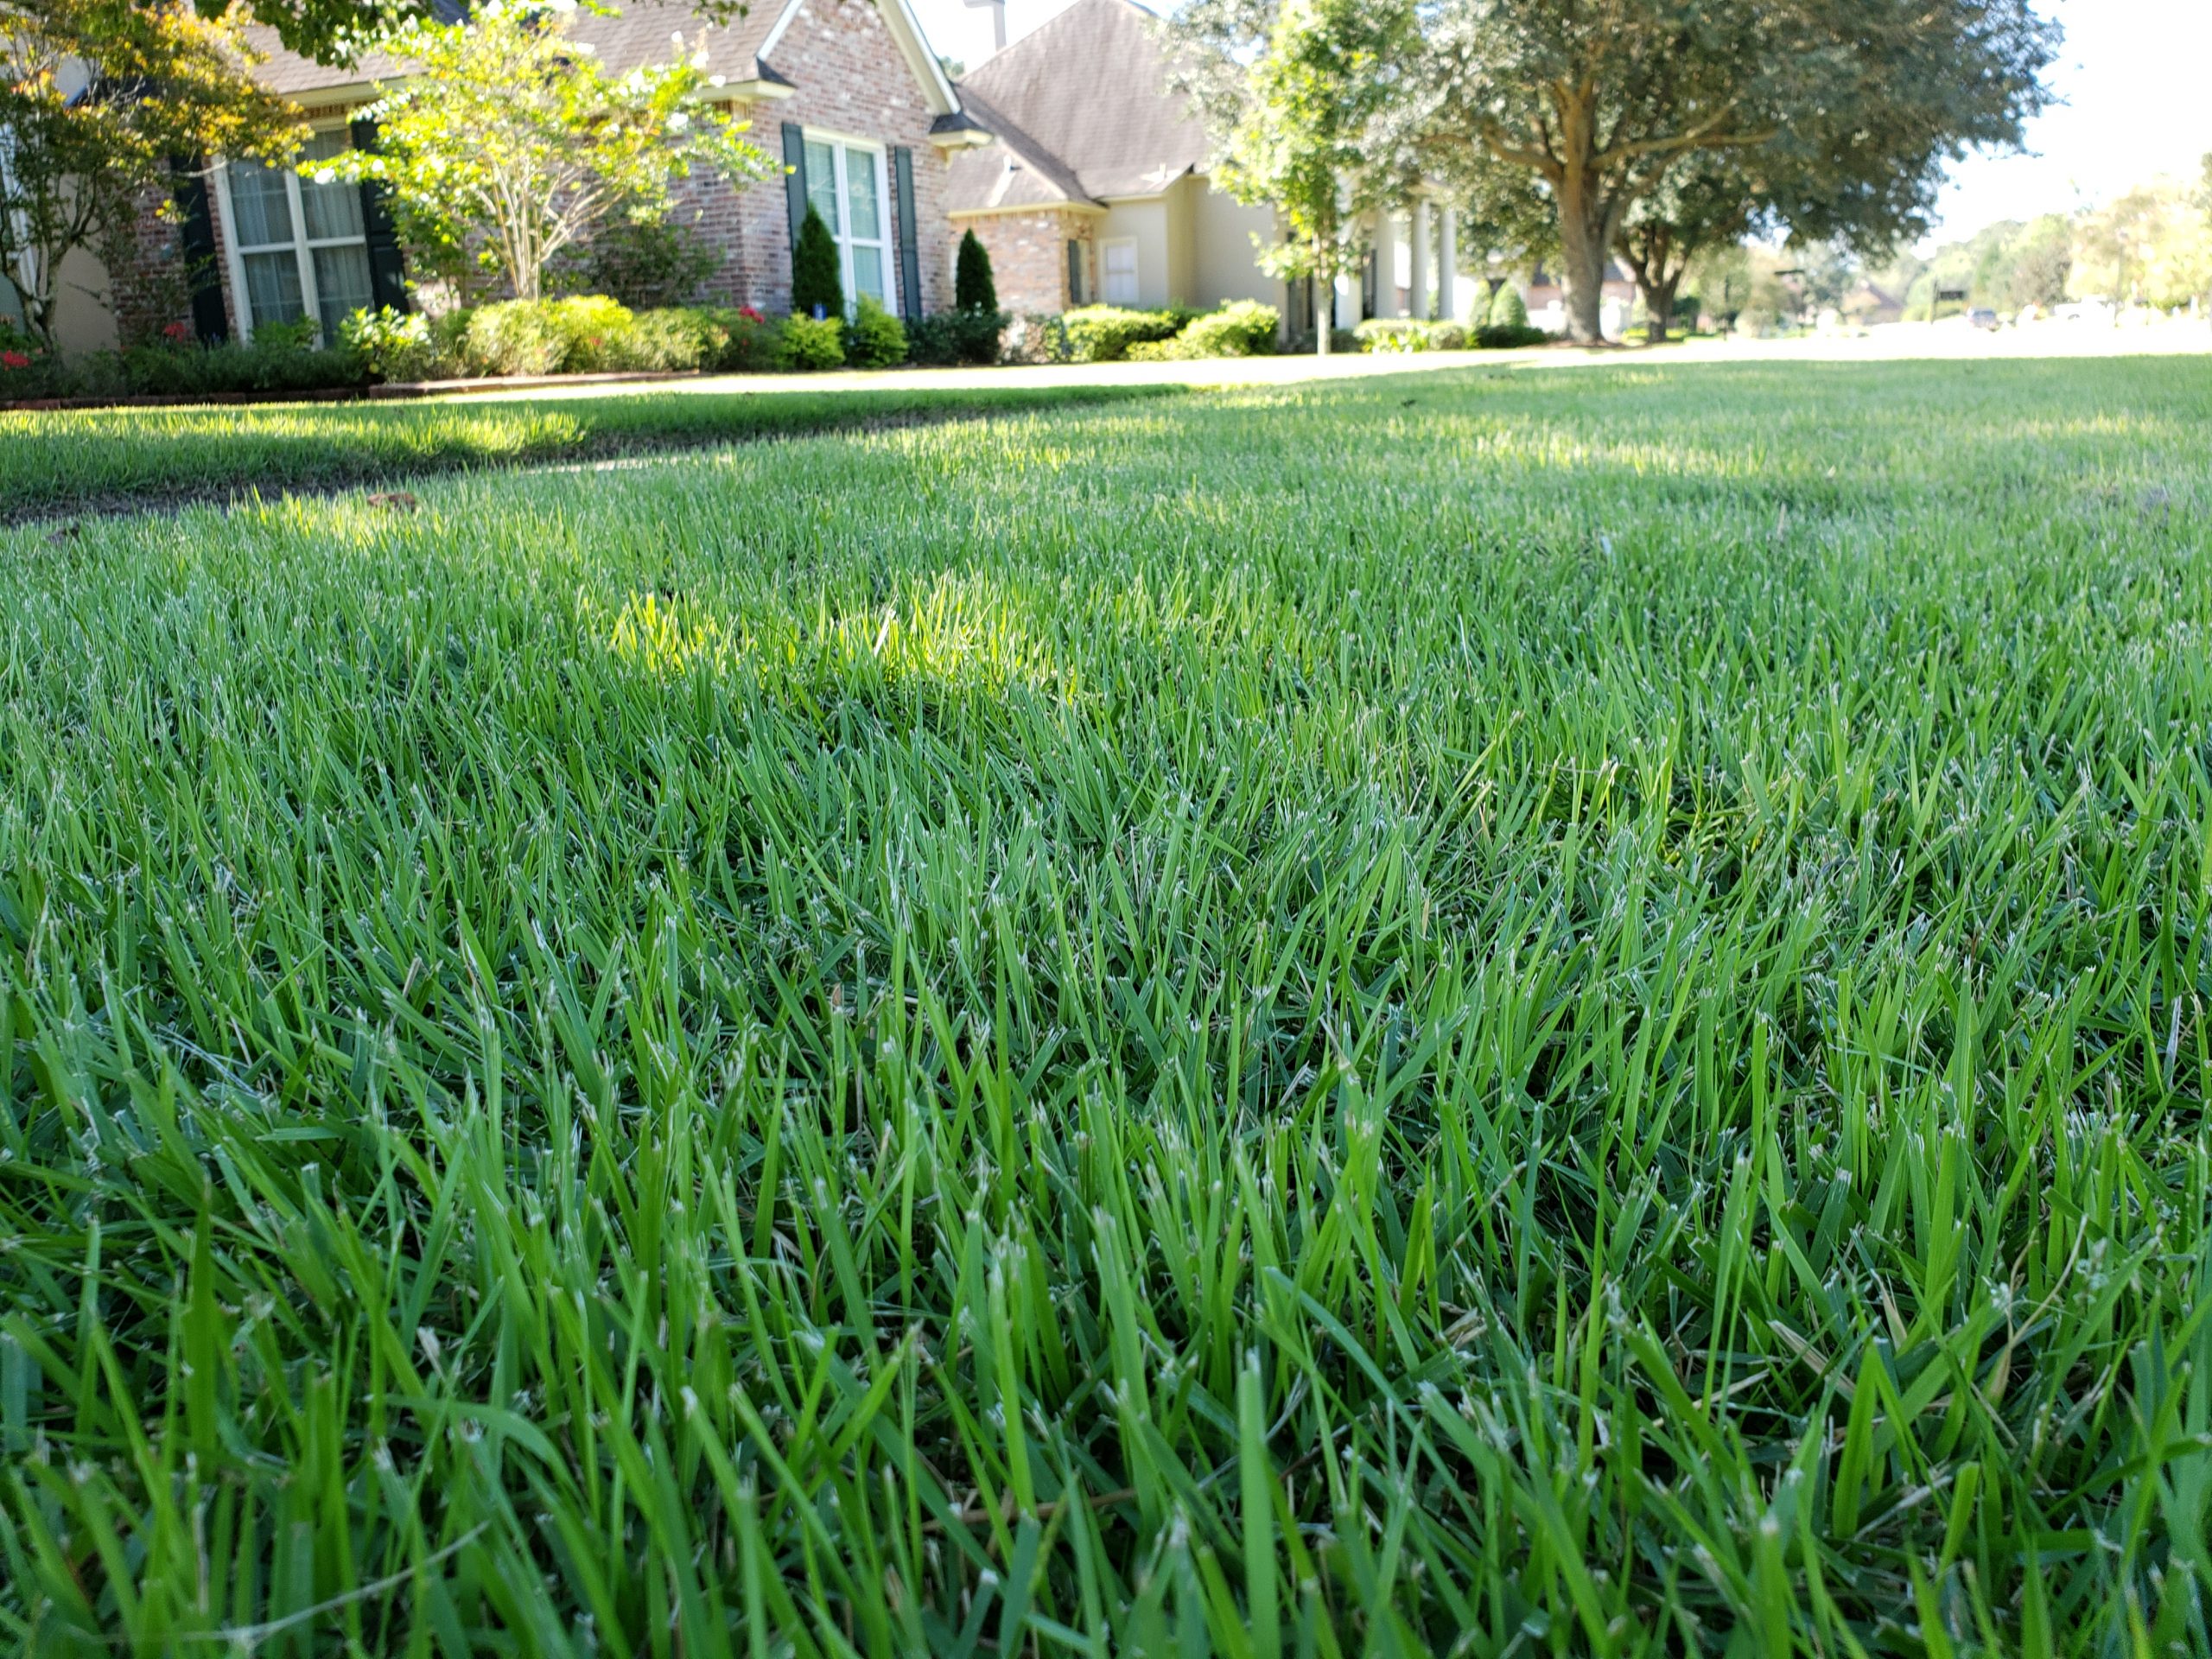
[117,0,960,338]
[957,209,1094,316]
[683,0,957,317]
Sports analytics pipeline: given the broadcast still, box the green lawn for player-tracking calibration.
[0,379,1166,523]
[3,358,2209,1656]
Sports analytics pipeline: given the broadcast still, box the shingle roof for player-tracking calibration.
[247,0,809,101]
[947,0,1206,213]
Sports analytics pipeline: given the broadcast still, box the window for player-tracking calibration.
[803,136,893,311]
[1101,238,1138,306]
[1066,239,1087,306]
[222,129,374,340]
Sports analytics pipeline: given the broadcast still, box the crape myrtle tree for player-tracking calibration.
[318,0,771,304]
[0,0,302,345]
[1172,0,1414,356]
[1413,0,2058,344]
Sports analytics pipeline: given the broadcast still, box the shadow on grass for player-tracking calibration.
[0,380,1179,527]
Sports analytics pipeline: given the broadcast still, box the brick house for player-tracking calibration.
[127,0,991,346]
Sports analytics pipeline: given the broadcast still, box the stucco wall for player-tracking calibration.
[1096,198,1170,308]
[1189,175,1280,313]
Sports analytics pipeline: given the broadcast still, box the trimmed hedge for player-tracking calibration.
[1352,317,1548,353]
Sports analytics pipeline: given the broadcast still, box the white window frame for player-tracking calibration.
[213,124,371,343]
[803,129,897,315]
[1101,237,1139,306]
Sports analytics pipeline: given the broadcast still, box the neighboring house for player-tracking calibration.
[945,0,1484,338]
[113,0,988,346]
[945,0,1272,321]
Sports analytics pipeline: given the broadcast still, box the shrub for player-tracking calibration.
[955,229,997,315]
[1351,318,1432,353]
[781,312,845,370]
[1057,305,1192,363]
[0,321,69,398]
[1487,283,1529,329]
[340,307,441,381]
[1427,321,1469,351]
[697,306,784,372]
[1176,300,1279,357]
[550,296,640,372]
[107,320,368,397]
[1475,323,1550,349]
[843,296,908,369]
[791,205,844,320]
[908,308,1005,366]
[1012,312,1073,365]
[581,215,720,309]
[456,299,575,375]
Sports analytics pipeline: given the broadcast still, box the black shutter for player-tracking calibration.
[351,118,410,313]
[782,123,808,251]
[892,146,922,319]
[171,159,229,342]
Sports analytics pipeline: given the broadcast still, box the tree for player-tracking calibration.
[790,204,844,318]
[954,228,997,314]
[2005,217,2072,311]
[1205,0,1411,355]
[2071,178,2212,312]
[0,0,301,345]
[1613,159,1754,342]
[1414,0,2057,344]
[320,0,769,304]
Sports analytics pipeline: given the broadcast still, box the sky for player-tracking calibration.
[906,0,2212,245]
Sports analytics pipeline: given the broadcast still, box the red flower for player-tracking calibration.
[163,321,190,341]
[738,305,764,323]
[1,351,29,369]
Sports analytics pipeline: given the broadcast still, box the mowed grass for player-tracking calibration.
[0,379,1166,522]
[2,357,2209,1656]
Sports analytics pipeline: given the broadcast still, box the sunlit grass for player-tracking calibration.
[2,357,2209,1655]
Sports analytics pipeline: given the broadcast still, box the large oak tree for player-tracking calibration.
[1415,0,2056,343]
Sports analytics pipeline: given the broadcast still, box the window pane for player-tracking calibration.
[300,131,364,242]
[313,243,375,336]
[846,149,880,240]
[242,249,305,328]
[851,245,884,302]
[230,163,296,249]
[804,140,839,230]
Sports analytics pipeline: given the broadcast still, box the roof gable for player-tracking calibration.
[243,0,958,116]
[952,0,1206,205]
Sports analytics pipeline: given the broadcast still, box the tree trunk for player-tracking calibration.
[1643,271,1681,343]
[1315,237,1332,355]
[1555,178,1610,345]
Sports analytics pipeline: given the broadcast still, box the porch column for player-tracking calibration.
[1373,211,1400,318]
[1408,200,1430,321]
[1439,206,1460,321]
[1334,271,1361,330]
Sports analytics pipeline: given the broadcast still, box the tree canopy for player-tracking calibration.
[1,0,301,344]
[319,0,770,304]
[1209,0,1412,354]
[1411,0,2057,342]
